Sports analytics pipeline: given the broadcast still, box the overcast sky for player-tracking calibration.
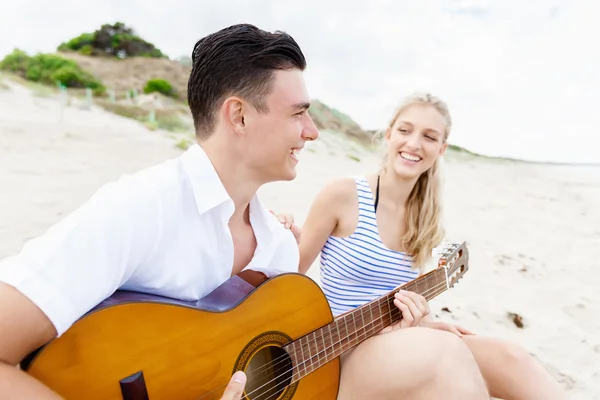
[1,0,598,163]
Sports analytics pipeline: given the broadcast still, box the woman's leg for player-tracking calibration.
[336,327,489,400]
[461,335,567,400]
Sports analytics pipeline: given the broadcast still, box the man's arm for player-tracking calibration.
[0,282,63,399]
[0,176,160,396]
[0,282,247,400]
[0,280,249,400]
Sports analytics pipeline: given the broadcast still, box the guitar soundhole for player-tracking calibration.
[244,345,293,400]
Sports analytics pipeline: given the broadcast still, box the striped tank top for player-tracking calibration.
[320,177,419,316]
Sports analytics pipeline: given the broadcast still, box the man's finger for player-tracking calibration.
[220,371,246,400]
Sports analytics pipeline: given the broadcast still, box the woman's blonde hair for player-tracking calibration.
[381,92,452,272]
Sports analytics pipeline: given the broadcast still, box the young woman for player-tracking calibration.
[276,92,567,400]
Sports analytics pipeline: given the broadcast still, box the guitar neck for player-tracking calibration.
[285,267,449,382]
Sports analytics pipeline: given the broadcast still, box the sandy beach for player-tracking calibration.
[1,77,599,398]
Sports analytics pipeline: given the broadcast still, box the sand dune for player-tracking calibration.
[1,76,599,398]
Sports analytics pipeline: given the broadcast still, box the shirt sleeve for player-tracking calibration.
[0,175,160,336]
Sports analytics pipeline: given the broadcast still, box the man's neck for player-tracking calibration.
[199,139,261,224]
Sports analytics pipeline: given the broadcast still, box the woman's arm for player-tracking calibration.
[300,178,358,274]
[274,178,358,274]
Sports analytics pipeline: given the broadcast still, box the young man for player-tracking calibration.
[0,24,489,400]
[0,23,317,399]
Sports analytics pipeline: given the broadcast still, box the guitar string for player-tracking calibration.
[196,247,461,399]
[243,284,450,400]
[248,286,450,400]
[229,270,446,382]
[196,281,448,400]
[234,247,461,399]
[204,270,446,390]
[212,284,450,400]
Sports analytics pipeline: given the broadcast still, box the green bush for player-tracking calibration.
[0,49,30,73]
[57,22,167,59]
[143,78,174,97]
[78,45,94,56]
[0,49,105,94]
[58,33,95,52]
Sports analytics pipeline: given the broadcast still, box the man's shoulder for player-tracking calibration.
[99,155,188,206]
[126,156,186,192]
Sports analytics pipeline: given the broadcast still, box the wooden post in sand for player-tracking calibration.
[58,85,67,123]
[85,88,93,109]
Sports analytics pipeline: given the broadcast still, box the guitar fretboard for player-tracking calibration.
[284,267,448,382]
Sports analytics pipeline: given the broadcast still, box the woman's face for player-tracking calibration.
[385,104,448,180]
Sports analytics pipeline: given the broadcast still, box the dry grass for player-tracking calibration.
[3,74,57,97]
[95,99,193,133]
[59,52,191,100]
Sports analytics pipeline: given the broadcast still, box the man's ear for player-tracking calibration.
[222,96,247,136]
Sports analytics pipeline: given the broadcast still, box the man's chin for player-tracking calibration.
[258,170,296,185]
[279,170,297,182]
[274,167,297,182]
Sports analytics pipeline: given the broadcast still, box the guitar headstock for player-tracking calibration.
[435,241,469,288]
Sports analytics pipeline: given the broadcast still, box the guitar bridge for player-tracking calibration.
[119,370,150,400]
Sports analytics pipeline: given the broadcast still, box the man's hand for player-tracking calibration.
[270,211,301,244]
[419,319,475,338]
[220,371,246,400]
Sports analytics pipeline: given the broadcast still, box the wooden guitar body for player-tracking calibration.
[23,273,340,400]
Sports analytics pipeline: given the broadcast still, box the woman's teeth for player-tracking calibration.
[400,152,421,162]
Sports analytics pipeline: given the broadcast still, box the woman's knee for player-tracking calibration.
[338,328,450,391]
[494,340,534,367]
[338,327,485,398]
[383,327,475,372]
[420,328,476,365]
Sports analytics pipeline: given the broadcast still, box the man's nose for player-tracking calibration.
[302,113,319,141]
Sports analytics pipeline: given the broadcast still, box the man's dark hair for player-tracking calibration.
[187,24,307,139]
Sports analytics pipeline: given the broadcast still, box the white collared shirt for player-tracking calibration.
[0,144,299,336]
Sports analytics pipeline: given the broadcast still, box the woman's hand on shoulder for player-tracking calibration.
[270,210,301,244]
[271,178,358,275]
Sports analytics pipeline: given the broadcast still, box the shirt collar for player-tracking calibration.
[179,144,281,243]
[180,144,231,216]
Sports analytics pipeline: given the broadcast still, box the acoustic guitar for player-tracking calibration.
[22,241,469,400]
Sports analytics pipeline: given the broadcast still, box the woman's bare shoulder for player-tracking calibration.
[322,176,358,198]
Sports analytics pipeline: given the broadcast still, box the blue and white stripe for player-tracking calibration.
[320,177,419,316]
